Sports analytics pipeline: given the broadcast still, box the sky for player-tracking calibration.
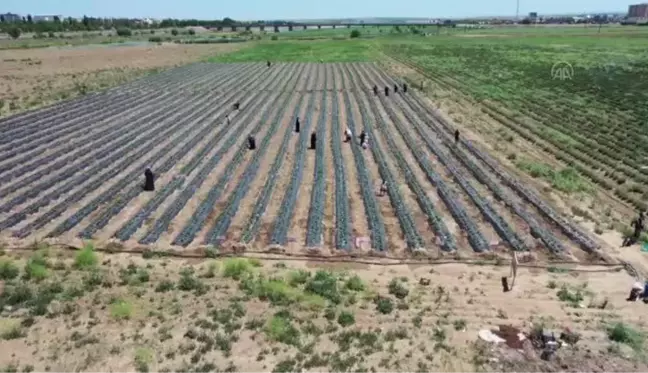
[1,0,635,20]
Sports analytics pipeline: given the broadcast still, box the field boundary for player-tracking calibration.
[0,242,629,273]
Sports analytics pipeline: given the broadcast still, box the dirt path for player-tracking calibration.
[321,84,336,251]
[287,72,323,253]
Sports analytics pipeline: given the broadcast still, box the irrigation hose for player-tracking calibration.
[0,242,627,273]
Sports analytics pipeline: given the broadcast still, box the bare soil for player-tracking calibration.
[0,43,241,116]
[0,249,645,372]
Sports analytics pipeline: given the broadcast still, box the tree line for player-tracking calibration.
[0,15,306,34]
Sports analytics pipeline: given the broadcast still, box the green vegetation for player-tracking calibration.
[74,244,98,269]
[379,28,648,208]
[209,39,376,63]
[607,322,645,352]
[515,158,591,194]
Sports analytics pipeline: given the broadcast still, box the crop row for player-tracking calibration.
[269,69,321,246]
[203,83,308,245]
[87,64,301,241]
[347,65,425,251]
[33,64,291,238]
[129,64,304,244]
[365,62,599,253]
[0,63,239,134]
[385,86,566,254]
[340,87,387,252]
[239,65,317,243]
[304,89,328,247]
[0,64,259,180]
[169,91,298,245]
[328,65,352,250]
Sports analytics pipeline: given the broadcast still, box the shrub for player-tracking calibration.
[24,252,48,281]
[74,244,98,269]
[304,271,340,304]
[155,280,174,293]
[265,313,301,346]
[270,35,278,40]
[7,27,21,40]
[116,28,132,37]
[110,299,133,320]
[608,322,645,351]
[48,31,55,38]
[188,29,196,35]
[350,29,361,38]
[345,275,365,291]
[375,296,393,314]
[388,278,409,299]
[222,258,256,279]
[337,311,355,327]
[0,259,19,280]
[148,36,162,43]
[171,29,179,36]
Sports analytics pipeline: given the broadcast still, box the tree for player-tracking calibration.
[27,14,33,23]
[0,15,5,23]
[116,28,132,37]
[7,27,21,39]
[350,29,361,38]
[171,28,179,36]
[188,28,196,35]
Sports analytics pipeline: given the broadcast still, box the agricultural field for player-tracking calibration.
[0,61,609,266]
[0,42,242,117]
[380,34,648,216]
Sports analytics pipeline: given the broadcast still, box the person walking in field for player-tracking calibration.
[394,84,398,93]
[344,127,352,143]
[623,211,645,247]
[295,117,300,133]
[403,83,408,93]
[384,86,390,96]
[359,130,367,146]
[373,85,378,96]
[226,115,230,125]
[454,129,460,144]
[378,180,388,196]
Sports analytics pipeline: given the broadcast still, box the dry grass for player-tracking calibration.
[0,247,645,372]
[0,43,242,117]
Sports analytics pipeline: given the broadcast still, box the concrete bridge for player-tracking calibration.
[214,22,441,32]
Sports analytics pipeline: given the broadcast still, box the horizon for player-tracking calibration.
[0,0,637,21]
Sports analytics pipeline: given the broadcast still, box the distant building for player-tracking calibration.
[32,15,61,22]
[628,3,648,18]
[0,12,21,22]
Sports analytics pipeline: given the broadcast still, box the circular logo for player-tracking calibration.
[551,61,574,81]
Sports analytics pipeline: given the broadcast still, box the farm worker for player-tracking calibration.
[403,83,408,93]
[226,115,230,125]
[378,180,388,196]
[310,132,317,149]
[394,84,398,93]
[359,130,367,146]
[373,85,378,96]
[248,135,256,150]
[454,129,460,144]
[384,86,390,97]
[233,102,240,110]
[143,168,155,192]
[295,117,300,133]
[344,127,352,143]
[623,211,645,247]
[267,61,271,67]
